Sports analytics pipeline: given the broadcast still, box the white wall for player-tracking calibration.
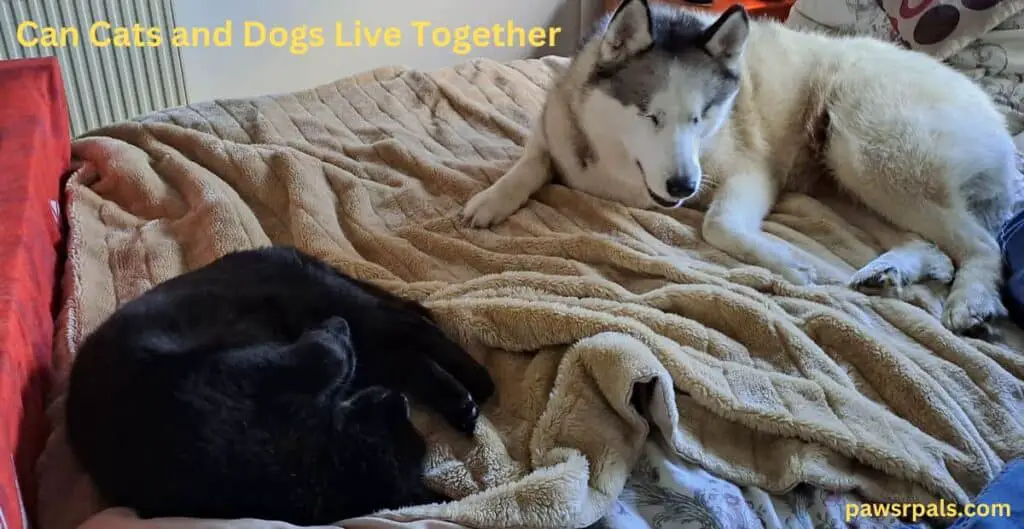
[172,0,599,102]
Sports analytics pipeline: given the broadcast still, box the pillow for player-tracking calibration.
[876,0,1024,59]
[946,9,1024,133]
[785,0,900,40]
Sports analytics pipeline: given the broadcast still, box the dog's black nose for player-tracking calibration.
[665,176,695,198]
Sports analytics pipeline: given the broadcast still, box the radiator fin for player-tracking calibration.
[0,0,188,137]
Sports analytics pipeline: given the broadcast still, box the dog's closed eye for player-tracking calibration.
[645,111,664,128]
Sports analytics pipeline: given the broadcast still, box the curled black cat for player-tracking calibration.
[64,245,495,525]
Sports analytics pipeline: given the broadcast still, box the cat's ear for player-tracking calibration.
[599,0,654,64]
[322,315,351,342]
[699,4,749,69]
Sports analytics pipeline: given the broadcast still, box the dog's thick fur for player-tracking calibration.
[462,0,1018,335]
[64,246,495,525]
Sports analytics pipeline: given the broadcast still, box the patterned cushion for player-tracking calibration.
[877,0,1024,60]
[785,0,901,40]
[946,10,1024,133]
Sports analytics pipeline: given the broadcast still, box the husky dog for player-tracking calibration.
[462,0,1018,336]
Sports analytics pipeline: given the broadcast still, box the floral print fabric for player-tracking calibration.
[592,442,931,529]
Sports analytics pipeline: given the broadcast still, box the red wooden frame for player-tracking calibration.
[0,56,71,529]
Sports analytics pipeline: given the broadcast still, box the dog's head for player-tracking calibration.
[582,0,749,208]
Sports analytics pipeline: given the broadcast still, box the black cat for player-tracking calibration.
[64,245,495,525]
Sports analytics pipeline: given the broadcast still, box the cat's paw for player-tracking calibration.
[464,367,496,406]
[414,324,496,416]
[441,395,481,436]
[350,387,411,418]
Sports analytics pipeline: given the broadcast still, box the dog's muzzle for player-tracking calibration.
[647,189,683,208]
[636,160,685,208]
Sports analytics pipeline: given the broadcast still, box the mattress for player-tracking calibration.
[35,56,1024,529]
[0,57,70,529]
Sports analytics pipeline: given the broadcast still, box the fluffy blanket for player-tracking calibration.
[35,56,1024,529]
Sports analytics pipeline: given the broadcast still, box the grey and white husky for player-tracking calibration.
[462,0,1019,336]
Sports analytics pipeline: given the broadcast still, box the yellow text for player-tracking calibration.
[845,500,1012,523]
[88,22,162,48]
[16,21,79,48]
[244,21,325,56]
[409,20,560,55]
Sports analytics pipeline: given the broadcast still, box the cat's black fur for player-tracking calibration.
[64,245,495,525]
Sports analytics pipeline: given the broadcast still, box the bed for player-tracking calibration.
[0,2,1018,528]
[16,40,1021,529]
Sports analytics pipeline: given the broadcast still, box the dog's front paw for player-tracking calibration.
[756,248,817,285]
[462,186,519,228]
[777,260,818,286]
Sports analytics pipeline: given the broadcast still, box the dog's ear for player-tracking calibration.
[599,0,654,64]
[701,5,749,67]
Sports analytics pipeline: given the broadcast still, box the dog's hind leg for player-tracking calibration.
[857,201,1004,335]
[462,119,553,227]
[849,231,955,299]
[827,135,1010,335]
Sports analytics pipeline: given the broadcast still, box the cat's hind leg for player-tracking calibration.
[417,322,495,405]
[398,354,483,436]
[346,278,495,404]
[396,316,496,435]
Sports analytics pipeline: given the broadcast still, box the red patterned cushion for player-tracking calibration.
[876,0,1024,59]
[0,56,70,529]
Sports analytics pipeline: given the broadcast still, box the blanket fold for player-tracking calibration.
[36,56,1024,529]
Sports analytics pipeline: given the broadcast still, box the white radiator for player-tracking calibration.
[0,0,188,137]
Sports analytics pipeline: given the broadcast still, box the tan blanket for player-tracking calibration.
[36,56,1024,529]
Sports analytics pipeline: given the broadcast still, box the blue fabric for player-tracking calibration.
[886,215,1024,528]
[894,460,1022,528]
[1000,209,1024,327]
[947,459,1024,528]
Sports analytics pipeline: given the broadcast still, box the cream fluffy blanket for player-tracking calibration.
[36,57,1024,529]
